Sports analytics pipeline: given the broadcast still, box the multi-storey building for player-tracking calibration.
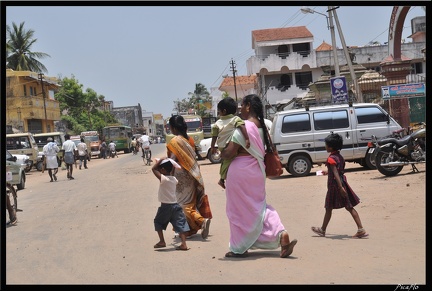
[6,69,61,133]
[246,24,425,110]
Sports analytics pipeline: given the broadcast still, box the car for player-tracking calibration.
[270,103,402,177]
[12,153,32,173]
[198,138,221,164]
[6,149,26,190]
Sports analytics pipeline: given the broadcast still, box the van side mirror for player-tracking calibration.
[386,114,390,124]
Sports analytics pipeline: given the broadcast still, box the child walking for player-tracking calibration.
[311,133,368,239]
[152,157,190,251]
[211,97,250,189]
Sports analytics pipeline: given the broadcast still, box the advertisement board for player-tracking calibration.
[330,76,348,103]
[381,83,425,100]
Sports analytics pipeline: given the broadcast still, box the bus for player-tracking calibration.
[102,125,133,154]
[164,115,204,151]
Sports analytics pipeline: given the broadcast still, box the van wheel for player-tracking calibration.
[36,161,44,171]
[17,173,26,190]
[208,149,221,164]
[288,155,311,177]
[364,151,377,170]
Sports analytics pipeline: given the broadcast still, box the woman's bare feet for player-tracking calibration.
[280,230,297,258]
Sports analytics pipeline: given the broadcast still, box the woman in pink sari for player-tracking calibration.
[221,94,297,258]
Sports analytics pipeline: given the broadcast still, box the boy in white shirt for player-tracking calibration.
[151,158,190,251]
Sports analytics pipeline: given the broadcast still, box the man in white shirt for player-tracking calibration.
[77,138,88,169]
[108,140,118,158]
[139,134,150,155]
[62,134,77,180]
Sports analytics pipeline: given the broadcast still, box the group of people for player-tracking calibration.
[152,94,367,257]
[42,134,93,182]
[99,140,118,159]
[40,94,367,256]
[42,134,79,182]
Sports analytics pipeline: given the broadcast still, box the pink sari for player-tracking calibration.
[225,120,286,254]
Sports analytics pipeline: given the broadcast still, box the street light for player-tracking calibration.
[301,6,340,77]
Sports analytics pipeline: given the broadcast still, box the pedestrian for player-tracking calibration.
[77,137,89,170]
[100,139,107,159]
[221,94,297,258]
[311,133,369,238]
[167,115,212,239]
[108,140,118,158]
[151,157,190,251]
[61,133,77,180]
[42,137,60,182]
[211,97,250,189]
[131,137,137,155]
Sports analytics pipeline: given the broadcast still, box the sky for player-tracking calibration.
[4,2,426,119]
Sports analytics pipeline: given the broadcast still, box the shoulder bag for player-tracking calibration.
[264,127,283,178]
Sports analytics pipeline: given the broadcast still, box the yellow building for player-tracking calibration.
[6,69,61,133]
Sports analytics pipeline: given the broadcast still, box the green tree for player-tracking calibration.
[6,22,50,73]
[55,75,117,134]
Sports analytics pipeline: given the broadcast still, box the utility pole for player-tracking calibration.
[38,73,48,132]
[230,58,238,102]
[327,7,340,77]
[332,7,363,102]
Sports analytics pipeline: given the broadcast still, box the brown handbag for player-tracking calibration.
[264,128,283,178]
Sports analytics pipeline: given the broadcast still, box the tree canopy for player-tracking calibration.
[55,75,117,134]
[173,83,213,117]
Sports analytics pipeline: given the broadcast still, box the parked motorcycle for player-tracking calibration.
[366,127,406,169]
[370,122,426,176]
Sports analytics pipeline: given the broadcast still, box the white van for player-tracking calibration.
[270,103,402,177]
[6,132,40,170]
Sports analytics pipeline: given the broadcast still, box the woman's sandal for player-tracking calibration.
[311,226,325,237]
[280,239,297,258]
[225,251,248,258]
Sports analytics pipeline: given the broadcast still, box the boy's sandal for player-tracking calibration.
[311,226,325,237]
[352,230,369,239]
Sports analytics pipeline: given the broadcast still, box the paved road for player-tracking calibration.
[5,144,426,285]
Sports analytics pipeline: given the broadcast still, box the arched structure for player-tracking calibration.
[380,6,412,129]
[387,6,410,61]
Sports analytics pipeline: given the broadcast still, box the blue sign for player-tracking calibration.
[330,76,348,103]
[381,83,426,100]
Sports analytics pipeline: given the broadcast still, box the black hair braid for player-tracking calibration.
[249,94,272,152]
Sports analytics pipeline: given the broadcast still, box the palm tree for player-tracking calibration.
[6,21,50,73]
[188,83,211,116]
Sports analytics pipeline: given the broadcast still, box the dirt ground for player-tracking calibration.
[4,143,426,286]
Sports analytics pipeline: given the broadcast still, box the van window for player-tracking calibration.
[355,106,388,124]
[35,135,63,148]
[6,137,31,150]
[281,113,311,133]
[313,110,349,130]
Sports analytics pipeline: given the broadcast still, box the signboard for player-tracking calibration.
[381,83,425,100]
[330,76,348,103]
